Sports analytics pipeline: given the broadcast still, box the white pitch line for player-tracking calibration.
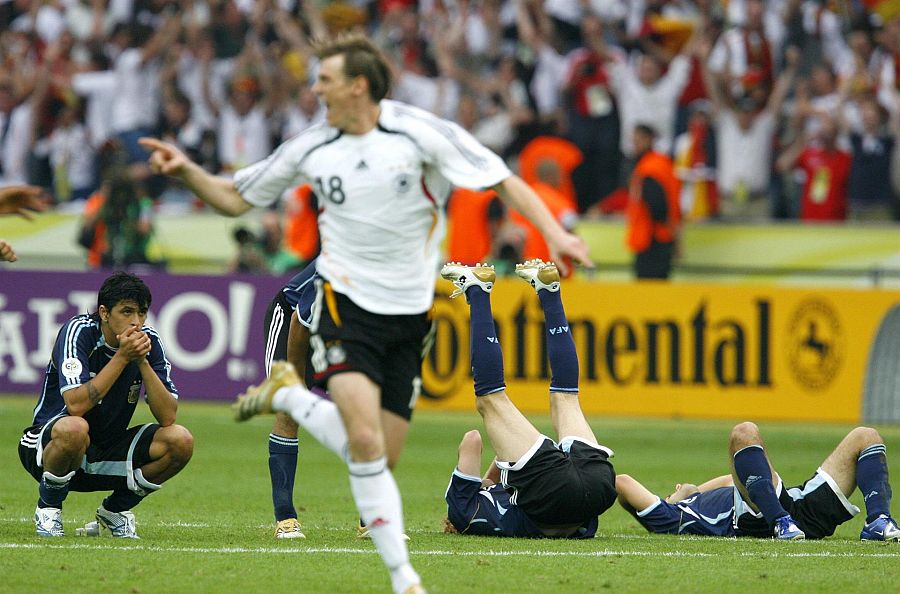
[0,543,898,558]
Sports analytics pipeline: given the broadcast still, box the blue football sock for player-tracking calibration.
[38,470,74,509]
[857,444,891,522]
[538,288,578,393]
[102,489,144,513]
[733,445,788,525]
[466,287,505,396]
[269,434,299,521]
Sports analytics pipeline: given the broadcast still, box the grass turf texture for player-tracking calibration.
[1,395,898,593]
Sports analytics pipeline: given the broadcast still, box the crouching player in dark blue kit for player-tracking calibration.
[440,260,617,538]
[18,272,193,538]
[617,422,899,541]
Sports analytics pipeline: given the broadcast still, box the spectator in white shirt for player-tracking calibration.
[701,41,799,220]
[215,76,273,174]
[49,100,96,204]
[108,19,181,163]
[709,0,785,95]
[606,41,694,159]
[515,0,568,132]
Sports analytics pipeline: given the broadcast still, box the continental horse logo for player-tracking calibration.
[787,298,843,391]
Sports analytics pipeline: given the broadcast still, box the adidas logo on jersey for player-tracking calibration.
[486,336,498,343]
[355,160,369,170]
[549,326,569,335]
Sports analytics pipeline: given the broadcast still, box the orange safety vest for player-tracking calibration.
[284,184,320,262]
[446,188,499,265]
[82,192,108,269]
[626,151,681,253]
[518,136,582,210]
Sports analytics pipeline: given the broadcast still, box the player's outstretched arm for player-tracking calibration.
[615,474,660,514]
[139,137,253,217]
[493,175,594,273]
[696,474,734,491]
[664,475,733,503]
[0,185,46,219]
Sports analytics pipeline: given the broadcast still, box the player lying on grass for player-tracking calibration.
[440,260,617,538]
[261,258,419,540]
[18,272,193,538]
[616,422,899,541]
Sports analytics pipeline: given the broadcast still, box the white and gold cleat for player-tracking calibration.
[357,519,410,541]
[440,262,496,299]
[275,518,306,539]
[233,361,300,421]
[515,259,560,293]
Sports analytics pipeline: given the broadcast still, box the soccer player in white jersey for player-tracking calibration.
[140,33,592,594]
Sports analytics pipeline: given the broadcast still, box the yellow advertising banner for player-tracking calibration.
[419,279,900,423]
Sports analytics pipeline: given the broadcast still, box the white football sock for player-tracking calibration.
[273,386,348,460]
[348,457,420,594]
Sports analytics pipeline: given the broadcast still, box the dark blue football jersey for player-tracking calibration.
[282,258,318,327]
[30,314,178,446]
[635,486,737,537]
[446,471,598,539]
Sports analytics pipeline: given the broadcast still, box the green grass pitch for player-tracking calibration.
[1,394,898,593]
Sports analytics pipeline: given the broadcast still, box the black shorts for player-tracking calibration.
[498,437,617,529]
[18,415,160,494]
[264,291,316,386]
[308,281,432,421]
[735,468,860,539]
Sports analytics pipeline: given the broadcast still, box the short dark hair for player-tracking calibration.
[97,272,152,314]
[314,33,392,102]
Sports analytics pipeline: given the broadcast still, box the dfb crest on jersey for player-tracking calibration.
[393,173,413,194]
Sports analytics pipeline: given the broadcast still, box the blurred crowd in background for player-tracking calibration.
[0,0,898,274]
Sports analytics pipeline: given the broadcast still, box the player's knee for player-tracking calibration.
[161,425,194,465]
[346,427,383,460]
[850,426,882,447]
[52,416,90,452]
[730,421,760,447]
[461,430,482,449]
[457,430,483,457]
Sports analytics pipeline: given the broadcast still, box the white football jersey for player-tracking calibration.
[234,100,511,315]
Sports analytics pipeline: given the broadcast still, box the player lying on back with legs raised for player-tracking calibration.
[616,422,899,541]
[440,259,617,538]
